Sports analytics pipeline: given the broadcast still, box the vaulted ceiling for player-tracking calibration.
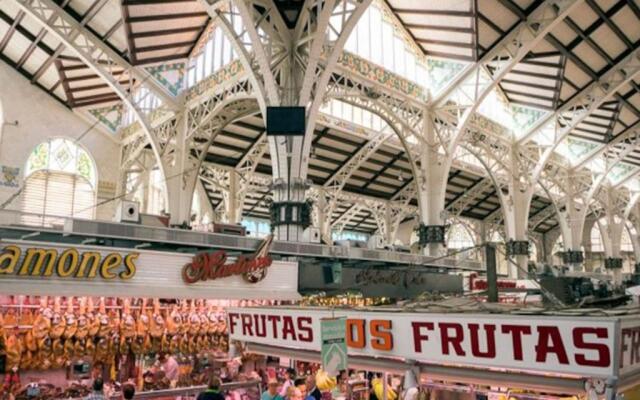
[0,0,638,234]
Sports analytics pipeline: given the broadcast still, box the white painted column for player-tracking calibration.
[415,113,448,256]
[501,147,534,279]
[600,216,625,285]
[557,194,588,271]
[166,114,198,227]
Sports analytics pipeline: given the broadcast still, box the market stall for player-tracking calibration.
[0,237,298,399]
[226,304,640,400]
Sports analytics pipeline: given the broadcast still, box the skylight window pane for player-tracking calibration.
[196,54,204,81]
[370,7,382,65]
[406,51,416,82]
[357,11,370,59]
[210,31,220,70]
[382,23,394,70]
[205,40,213,74]
[394,37,405,76]
[353,106,362,125]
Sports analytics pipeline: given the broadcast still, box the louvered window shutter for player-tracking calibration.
[21,170,95,226]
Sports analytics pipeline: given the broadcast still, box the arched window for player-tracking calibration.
[553,236,564,254]
[590,222,604,252]
[22,138,96,225]
[489,230,503,243]
[621,223,634,252]
[446,223,475,249]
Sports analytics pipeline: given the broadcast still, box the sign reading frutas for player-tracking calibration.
[227,307,618,378]
[183,235,273,284]
[0,244,138,280]
[320,318,347,375]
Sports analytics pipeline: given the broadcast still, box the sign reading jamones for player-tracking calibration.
[227,307,617,378]
[0,240,299,300]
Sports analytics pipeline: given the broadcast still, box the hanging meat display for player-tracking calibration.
[0,297,230,372]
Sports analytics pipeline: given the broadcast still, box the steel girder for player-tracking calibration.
[318,128,395,240]
[433,0,584,157]
[573,120,640,170]
[446,178,496,218]
[331,203,364,236]
[10,0,185,209]
[516,48,640,180]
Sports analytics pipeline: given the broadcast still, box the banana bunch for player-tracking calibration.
[372,378,397,400]
[315,370,337,392]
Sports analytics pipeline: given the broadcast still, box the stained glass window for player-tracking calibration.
[25,138,96,187]
[446,223,475,249]
[622,224,634,252]
[591,222,604,252]
[186,6,244,89]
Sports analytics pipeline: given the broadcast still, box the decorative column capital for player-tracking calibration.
[506,240,530,256]
[417,224,446,246]
[604,257,623,270]
[270,201,312,229]
[562,250,584,264]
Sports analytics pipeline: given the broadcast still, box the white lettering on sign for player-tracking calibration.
[227,308,617,378]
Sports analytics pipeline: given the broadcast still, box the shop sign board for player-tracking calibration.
[0,242,137,281]
[0,240,300,300]
[320,318,347,375]
[619,317,640,378]
[182,235,274,284]
[227,307,619,378]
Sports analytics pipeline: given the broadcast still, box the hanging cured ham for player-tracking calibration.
[76,298,88,340]
[0,296,231,373]
[50,298,65,339]
[62,297,77,339]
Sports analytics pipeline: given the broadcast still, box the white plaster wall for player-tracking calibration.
[0,61,119,220]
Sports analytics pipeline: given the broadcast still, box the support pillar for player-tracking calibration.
[224,172,241,224]
[500,147,534,279]
[166,114,198,228]
[556,177,590,271]
[601,218,625,285]
[415,112,448,256]
[270,178,312,241]
[222,0,373,242]
[601,190,625,285]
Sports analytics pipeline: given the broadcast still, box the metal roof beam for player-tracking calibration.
[10,0,180,109]
[516,42,640,147]
[573,120,640,169]
[433,0,584,156]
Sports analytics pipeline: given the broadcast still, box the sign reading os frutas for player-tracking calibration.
[227,307,617,378]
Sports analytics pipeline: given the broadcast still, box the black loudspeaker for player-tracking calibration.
[267,106,305,135]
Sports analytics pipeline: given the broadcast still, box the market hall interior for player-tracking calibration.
[0,0,639,399]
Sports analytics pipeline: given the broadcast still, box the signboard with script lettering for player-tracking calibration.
[0,240,299,300]
[182,235,273,284]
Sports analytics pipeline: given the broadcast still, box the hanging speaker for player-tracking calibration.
[266,106,305,136]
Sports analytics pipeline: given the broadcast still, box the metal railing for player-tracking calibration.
[0,209,484,271]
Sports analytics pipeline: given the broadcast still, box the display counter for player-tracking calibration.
[107,380,261,400]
